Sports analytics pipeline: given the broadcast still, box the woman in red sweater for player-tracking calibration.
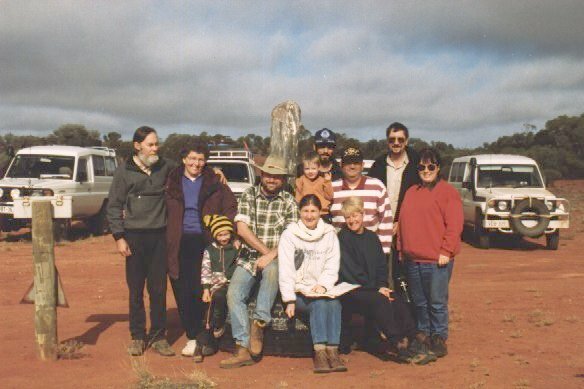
[399,148,463,359]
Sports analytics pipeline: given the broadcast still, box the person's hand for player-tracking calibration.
[285,303,295,318]
[311,285,326,294]
[322,171,332,181]
[233,239,241,250]
[212,167,228,184]
[202,289,211,303]
[378,287,395,301]
[392,222,399,236]
[438,254,450,267]
[116,238,132,257]
[255,248,277,270]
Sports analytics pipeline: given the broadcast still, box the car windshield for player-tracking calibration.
[206,162,249,183]
[476,164,543,188]
[6,155,75,179]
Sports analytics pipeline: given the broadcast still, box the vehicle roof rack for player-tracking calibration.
[208,149,253,161]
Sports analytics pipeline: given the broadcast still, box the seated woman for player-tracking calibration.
[399,148,463,359]
[337,196,434,364]
[278,194,346,374]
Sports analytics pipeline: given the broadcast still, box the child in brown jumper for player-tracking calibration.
[295,152,334,220]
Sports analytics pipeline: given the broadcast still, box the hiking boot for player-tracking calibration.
[193,345,203,363]
[220,344,255,369]
[181,339,197,357]
[150,339,176,357]
[431,334,448,358]
[249,319,265,356]
[407,334,437,365]
[127,339,145,356]
[202,344,217,356]
[326,347,347,372]
[313,350,331,373]
[213,326,225,339]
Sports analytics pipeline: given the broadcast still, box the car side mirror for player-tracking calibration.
[76,171,88,182]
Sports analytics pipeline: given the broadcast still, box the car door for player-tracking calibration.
[460,163,475,223]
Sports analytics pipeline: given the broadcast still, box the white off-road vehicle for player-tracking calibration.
[206,149,256,199]
[448,154,570,250]
[0,145,117,240]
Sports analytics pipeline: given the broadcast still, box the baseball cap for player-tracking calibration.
[314,128,336,147]
[341,147,364,165]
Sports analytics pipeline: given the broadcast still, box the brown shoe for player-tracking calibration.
[220,345,255,369]
[326,347,347,372]
[249,319,265,356]
[313,349,331,373]
[150,339,175,357]
[127,339,145,356]
[193,345,203,363]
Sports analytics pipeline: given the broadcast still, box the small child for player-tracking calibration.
[295,151,334,218]
[195,214,239,362]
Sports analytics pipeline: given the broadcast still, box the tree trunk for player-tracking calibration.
[269,100,302,175]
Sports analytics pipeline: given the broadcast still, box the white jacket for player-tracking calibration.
[278,219,340,303]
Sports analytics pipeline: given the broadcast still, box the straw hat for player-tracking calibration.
[254,155,289,175]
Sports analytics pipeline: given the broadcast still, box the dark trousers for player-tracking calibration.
[341,289,415,347]
[170,233,205,340]
[197,285,228,347]
[125,229,167,341]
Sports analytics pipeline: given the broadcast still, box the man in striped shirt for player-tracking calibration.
[330,147,393,254]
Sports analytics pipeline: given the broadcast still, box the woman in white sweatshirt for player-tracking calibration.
[278,194,345,374]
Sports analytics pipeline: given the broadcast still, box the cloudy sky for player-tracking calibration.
[1,1,583,147]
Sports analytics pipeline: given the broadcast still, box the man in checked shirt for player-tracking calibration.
[220,155,298,369]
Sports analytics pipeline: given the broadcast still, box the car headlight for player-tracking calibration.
[497,201,508,211]
[0,188,3,197]
[30,189,54,197]
[544,200,554,211]
[10,188,21,199]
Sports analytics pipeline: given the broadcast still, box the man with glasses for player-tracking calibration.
[296,128,342,181]
[369,122,420,287]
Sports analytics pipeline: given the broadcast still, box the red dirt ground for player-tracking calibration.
[1,180,583,388]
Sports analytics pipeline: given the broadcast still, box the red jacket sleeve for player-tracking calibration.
[439,185,464,258]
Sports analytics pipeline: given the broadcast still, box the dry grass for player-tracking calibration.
[528,310,555,327]
[564,315,579,323]
[514,356,529,366]
[57,340,86,360]
[502,313,516,323]
[275,381,289,388]
[469,358,480,370]
[514,378,530,388]
[131,358,216,389]
[468,381,487,389]
[509,330,523,339]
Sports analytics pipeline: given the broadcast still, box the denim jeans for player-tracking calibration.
[227,261,279,348]
[296,295,341,346]
[406,259,454,339]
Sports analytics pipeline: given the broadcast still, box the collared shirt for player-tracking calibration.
[132,155,152,176]
[234,185,299,275]
[182,174,203,233]
[385,154,409,217]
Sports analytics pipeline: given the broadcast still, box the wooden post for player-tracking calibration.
[31,201,58,361]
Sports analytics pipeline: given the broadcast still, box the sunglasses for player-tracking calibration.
[388,137,406,144]
[417,163,438,172]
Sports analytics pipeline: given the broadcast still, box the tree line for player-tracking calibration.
[1,114,583,182]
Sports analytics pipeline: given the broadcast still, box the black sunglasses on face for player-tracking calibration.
[388,137,406,144]
[417,163,437,172]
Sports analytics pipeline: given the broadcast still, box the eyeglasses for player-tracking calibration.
[388,137,406,144]
[417,163,437,172]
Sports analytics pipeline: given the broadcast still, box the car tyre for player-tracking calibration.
[88,201,109,236]
[474,212,490,249]
[545,231,559,250]
[53,219,72,242]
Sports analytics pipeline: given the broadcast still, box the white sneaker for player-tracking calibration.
[181,339,197,357]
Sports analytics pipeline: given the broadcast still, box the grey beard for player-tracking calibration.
[138,153,159,167]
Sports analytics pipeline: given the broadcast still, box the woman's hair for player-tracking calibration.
[418,147,442,166]
[417,147,443,181]
[180,141,210,160]
[132,126,157,144]
[341,196,364,215]
[298,194,322,210]
[302,151,321,166]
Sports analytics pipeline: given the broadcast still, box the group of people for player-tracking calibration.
[106,123,464,373]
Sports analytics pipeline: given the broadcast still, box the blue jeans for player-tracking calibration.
[296,295,341,346]
[406,259,454,339]
[227,261,279,348]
